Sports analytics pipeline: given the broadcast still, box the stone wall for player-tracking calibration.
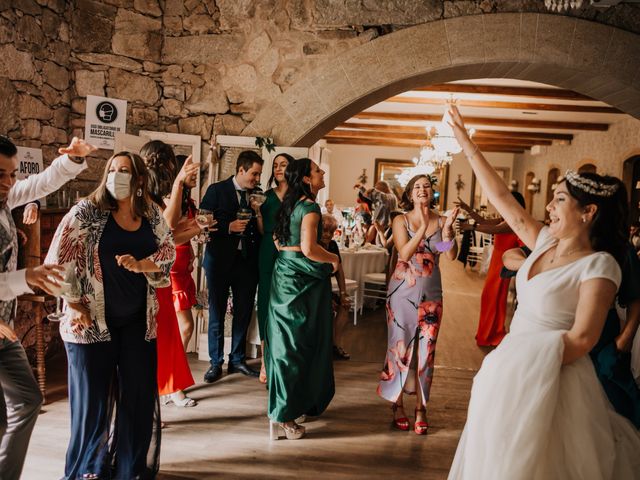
[512,117,640,220]
[1,0,639,191]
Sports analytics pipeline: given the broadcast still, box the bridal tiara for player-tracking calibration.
[563,170,619,197]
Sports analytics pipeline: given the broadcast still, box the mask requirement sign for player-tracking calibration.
[85,95,127,150]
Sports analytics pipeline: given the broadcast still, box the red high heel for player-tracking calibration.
[414,408,428,435]
[392,403,410,431]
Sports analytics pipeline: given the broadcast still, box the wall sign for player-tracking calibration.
[85,95,127,150]
[16,146,46,206]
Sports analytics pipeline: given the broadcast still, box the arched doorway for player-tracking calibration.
[244,14,640,146]
[623,155,640,224]
[545,168,560,220]
[524,172,535,215]
[578,163,597,174]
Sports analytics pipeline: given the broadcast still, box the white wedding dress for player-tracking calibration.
[449,228,640,480]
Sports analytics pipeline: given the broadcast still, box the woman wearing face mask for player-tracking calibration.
[377,175,459,435]
[141,140,202,409]
[255,153,293,384]
[45,152,175,480]
[446,106,640,479]
[267,158,339,440]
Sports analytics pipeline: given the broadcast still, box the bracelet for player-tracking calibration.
[69,155,83,164]
[465,144,479,160]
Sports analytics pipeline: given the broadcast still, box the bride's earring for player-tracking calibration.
[136,188,142,197]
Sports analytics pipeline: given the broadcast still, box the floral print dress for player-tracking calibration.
[378,215,444,407]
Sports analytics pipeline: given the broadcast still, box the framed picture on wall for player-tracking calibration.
[374,158,414,199]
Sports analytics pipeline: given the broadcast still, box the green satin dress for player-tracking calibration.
[257,189,281,340]
[266,200,335,422]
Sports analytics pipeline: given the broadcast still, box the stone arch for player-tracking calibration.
[244,13,640,147]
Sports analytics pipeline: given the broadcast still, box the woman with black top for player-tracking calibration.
[46,152,175,479]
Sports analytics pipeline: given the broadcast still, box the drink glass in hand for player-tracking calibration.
[47,267,73,322]
[248,191,266,208]
[196,208,214,244]
[236,208,253,237]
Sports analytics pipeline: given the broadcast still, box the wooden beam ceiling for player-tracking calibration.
[385,96,620,114]
[415,83,593,101]
[326,130,551,147]
[325,137,525,153]
[353,112,608,131]
[338,122,575,141]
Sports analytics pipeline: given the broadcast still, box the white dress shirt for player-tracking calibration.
[0,154,87,301]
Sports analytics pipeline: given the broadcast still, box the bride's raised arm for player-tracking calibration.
[448,106,542,250]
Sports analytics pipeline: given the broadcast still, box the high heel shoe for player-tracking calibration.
[391,403,410,431]
[414,408,428,435]
[269,420,306,440]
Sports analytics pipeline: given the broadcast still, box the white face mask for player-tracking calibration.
[106,171,132,200]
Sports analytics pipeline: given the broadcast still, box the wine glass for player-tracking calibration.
[236,208,253,237]
[248,191,266,209]
[47,266,73,322]
[195,208,214,244]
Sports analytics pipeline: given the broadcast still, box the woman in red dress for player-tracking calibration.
[142,141,204,407]
[457,192,525,346]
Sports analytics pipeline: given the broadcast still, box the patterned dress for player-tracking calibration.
[378,215,444,406]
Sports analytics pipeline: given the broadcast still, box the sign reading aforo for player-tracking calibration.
[85,95,128,150]
[16,146,46,206]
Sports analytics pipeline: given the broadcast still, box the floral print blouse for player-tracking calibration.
[45,199,175,344]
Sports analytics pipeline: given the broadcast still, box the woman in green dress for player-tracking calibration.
[267,158,340,440]
[255,153,293,384]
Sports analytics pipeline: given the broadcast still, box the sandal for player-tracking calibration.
[172,395,197,407]
[414,408,428,435]
[391,403,410,431]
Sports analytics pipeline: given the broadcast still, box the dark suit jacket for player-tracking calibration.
[200,177,261,272]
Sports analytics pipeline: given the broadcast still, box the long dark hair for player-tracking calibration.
[140,140,177,207]
[274,158,314,244]
[268,153,294,188]
[564,172,628,265]
[87,151,150,219]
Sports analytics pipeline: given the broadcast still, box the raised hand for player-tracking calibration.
[444,207,460,232]
[455,197,472,213]
[58,137,98,158]
[22,202,39,224]
[447,106,474,150]
[176,155,200,187]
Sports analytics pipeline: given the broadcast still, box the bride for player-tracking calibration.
[447,106,640,480]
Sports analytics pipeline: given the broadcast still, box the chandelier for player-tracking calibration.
[396,105,473,187]
[544,0,583,11]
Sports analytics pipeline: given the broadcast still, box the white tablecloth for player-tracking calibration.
[340,248,388,308]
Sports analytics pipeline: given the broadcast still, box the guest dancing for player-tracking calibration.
[201,150,263,382]
[267,158,339,440]
[256,152,293,383]
[142,140,201,408]
[447,106,640,479]
[457,193,525,346]
[46,151,175,479]
[377,175,458,435]
[170,154,203,351]
[0,135,92,480]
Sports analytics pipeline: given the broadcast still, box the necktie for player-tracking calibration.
[238,190,249,258]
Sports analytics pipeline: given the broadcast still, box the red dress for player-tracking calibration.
[170,200,197,312]
[475,232,521,346]
[156,285,195,395]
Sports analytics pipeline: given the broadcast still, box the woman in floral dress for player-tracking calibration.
[377,174,458,434]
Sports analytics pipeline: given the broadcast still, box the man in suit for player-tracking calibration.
[201,150,263,382]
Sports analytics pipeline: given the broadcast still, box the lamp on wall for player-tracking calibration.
[509,179,519,192]
[527,178,541,193]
